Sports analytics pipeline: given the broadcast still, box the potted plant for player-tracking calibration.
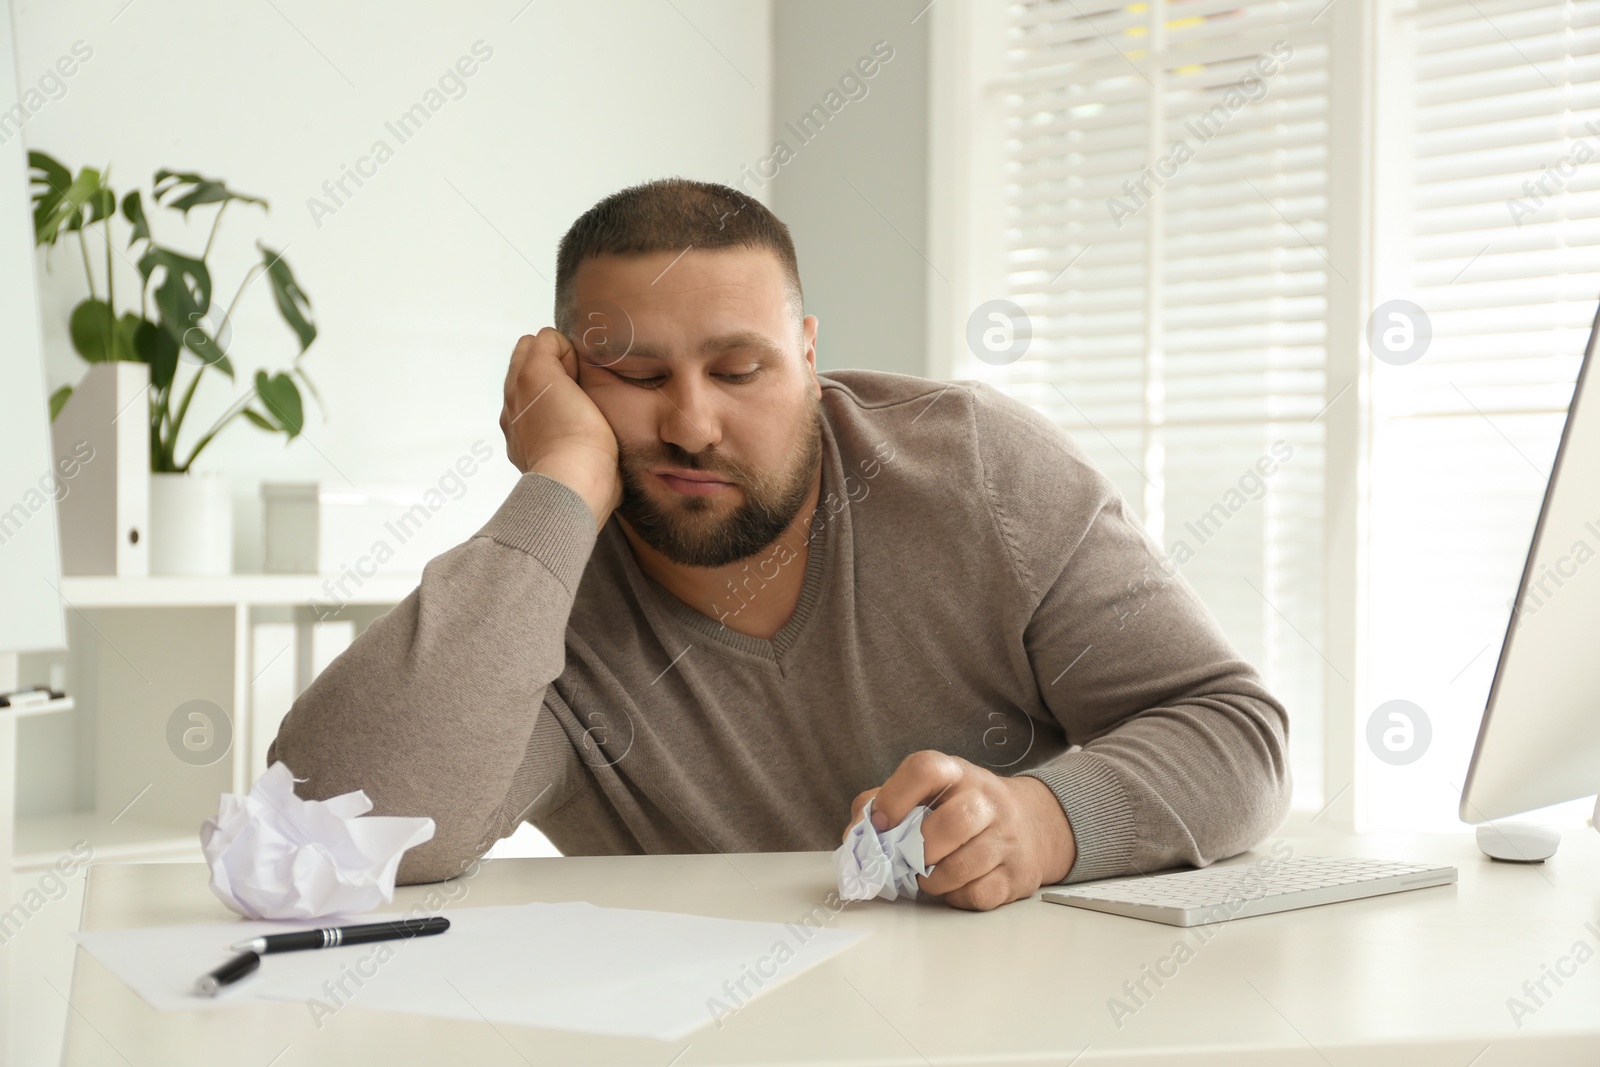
[29,151,318,575]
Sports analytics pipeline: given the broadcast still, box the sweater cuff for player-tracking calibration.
[1016,752,1138,884]
[474,472,600,594]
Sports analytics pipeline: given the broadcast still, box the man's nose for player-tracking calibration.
[657,378,721,454]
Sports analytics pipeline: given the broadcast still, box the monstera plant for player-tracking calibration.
[29,151,318,472]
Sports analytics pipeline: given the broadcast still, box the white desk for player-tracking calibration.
[58,828,1600,1065]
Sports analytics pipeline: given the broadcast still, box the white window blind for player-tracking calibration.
[1365,0,1600,830]
[966,0,1334,806]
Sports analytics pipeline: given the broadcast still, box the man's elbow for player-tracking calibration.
[1258,757,1294,841]
[1260,696,1293,829]
[395,842,484,887]
[1230,699,1294,854]
[1195,691,1293,863]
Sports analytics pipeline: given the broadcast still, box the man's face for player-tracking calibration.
[567,247,822,568]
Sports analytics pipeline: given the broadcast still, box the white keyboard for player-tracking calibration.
[1041,855,1457,927]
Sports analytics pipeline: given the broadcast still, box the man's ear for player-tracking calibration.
[802,314,820,391]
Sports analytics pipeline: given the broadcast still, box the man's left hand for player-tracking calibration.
[843,750,1078,911]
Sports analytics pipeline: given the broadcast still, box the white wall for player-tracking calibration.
[11,0,772,569]
[770,0,929,377]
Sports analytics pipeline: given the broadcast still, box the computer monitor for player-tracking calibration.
[1460,298,1600,823]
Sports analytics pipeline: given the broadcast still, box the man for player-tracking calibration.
[269,178,1290,912]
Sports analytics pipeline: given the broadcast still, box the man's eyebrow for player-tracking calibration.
[594,331,786,362]
[702,331,786,358]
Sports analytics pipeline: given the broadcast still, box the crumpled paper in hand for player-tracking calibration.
[833,798,935,901]
[199,761,436,920]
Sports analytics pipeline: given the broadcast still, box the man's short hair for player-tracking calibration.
[554,177,804,337]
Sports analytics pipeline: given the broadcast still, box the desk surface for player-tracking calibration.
[62,828,1600,1066]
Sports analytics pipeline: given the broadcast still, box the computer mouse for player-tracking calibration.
[1475,822,1560,862]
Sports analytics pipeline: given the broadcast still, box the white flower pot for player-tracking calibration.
[149,472,233,575]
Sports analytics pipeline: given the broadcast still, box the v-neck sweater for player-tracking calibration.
[269,370,1292,887]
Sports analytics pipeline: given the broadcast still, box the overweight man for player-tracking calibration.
[269,177,1290,911]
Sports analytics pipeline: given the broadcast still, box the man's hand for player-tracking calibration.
[844,751,1078,911]
[500,328,622,530]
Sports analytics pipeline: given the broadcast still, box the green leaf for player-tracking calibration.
[121,190,150,245]
[130,316,179,389]
[58,170,111,235]
[258,243,316,353]
[137,247,225,370]
[32,161,113,245]
[68,298,132,362]
[118,311,143,340]
[152,169,268,216]
[117,312,146,371]
[86,182,115,225]
[28,151,71,245]
[180,312,232,372]
[49,385,73,421]
[241,409,276,431]
[253,371,303,438]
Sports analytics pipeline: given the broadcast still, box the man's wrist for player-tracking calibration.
[528,452,615,530]
[1015,774,1077,885]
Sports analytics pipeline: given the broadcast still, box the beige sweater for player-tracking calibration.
[269,370,1291,886]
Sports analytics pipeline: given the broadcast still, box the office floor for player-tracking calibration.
[9,823,560,1066]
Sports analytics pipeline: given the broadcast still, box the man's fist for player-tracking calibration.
[845,751,1078,911]
[499,328,622,529]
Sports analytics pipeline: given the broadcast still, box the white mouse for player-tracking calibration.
[1475,822,1560,863]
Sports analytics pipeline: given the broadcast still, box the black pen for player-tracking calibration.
[194,951,260,996]
[228,916,450,955]
[194,917,449,996]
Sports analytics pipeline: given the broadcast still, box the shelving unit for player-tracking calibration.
[11,574,419,872]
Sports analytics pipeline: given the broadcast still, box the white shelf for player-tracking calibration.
[15,811,201,870]
[57,572,421,608]
[1,696,73,720]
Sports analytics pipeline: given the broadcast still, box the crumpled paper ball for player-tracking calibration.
[199,761,436,920]
[833,798,935,901]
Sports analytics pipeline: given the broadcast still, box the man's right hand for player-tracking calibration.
[499,328,623,530]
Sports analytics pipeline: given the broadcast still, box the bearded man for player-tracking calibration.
[269,178,1290,911]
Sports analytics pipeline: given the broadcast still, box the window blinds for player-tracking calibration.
[981,0,1333,805]
[1364,0,1600,829]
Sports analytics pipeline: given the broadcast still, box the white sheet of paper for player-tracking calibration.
[73,901,868,1041]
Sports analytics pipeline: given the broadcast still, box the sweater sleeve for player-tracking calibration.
[966,385,1293,884]
[266,471,599,885]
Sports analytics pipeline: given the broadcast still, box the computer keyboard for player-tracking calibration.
[1041,855,1458,927]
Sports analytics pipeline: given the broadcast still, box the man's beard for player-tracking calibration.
[615,395,822,569]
